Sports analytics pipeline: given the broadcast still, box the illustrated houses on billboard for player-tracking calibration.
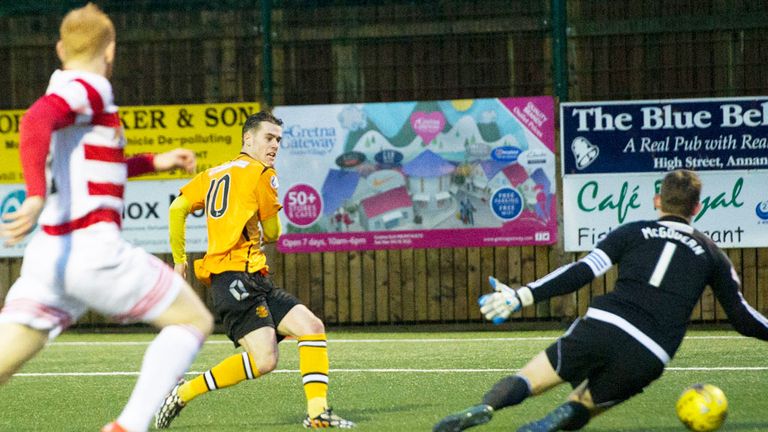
[467,158,508,199]
[402,149,457,224]
[359,185,413,230]
[321,169,360,232]
[356,169,413,231]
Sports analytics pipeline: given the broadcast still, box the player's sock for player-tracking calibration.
[116,325,204,432]
[517,400,591,432]
[559,401,591,430]
[298,333,329,418]
[178,352,261,403]
[482,374,532,410]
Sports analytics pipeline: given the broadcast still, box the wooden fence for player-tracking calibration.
[2,244,766,327]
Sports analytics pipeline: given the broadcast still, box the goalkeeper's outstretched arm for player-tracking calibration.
[709,248,768,340]
[526,248,612,300]
[480,248,613,323]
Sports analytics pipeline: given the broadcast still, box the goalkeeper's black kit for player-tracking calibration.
[432,212,768,430]
[530,215,768,365]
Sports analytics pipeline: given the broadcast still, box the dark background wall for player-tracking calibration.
[1,0,767,327]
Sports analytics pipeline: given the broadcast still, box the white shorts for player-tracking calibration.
[0,223,183,339]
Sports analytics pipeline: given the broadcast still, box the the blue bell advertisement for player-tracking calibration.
[561,97,768,251]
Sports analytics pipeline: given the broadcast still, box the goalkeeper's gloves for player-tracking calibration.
[478,276,534,324]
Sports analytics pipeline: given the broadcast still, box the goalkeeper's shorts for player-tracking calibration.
[544,316,665,407]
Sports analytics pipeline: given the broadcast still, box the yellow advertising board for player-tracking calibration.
[0,102,260,183]
[0,109,24,184]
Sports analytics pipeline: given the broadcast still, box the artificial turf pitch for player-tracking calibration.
[1,330,766,431]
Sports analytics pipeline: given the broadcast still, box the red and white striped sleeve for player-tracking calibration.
[18,94,76,197]
[126,154,156,177]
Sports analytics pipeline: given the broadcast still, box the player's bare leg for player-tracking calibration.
[240,326,280,374]
[157,326,279,429]
[111,284,212,432]
[150,283,214,332]
[0,323,47,385]
[434,351,564,432]
[567,380,604,414]
[518,350,566,394]
[278,305,354,428]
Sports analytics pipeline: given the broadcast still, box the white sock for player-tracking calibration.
[116,325,203,432]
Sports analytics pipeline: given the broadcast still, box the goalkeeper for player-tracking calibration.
[435,169,768,432]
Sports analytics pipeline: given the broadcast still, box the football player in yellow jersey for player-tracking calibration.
[156,111,354,429]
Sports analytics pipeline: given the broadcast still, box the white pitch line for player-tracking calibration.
[666,367,768,371]
[47,338,553,347]
[46,335,748,346]
[13,366,768,378]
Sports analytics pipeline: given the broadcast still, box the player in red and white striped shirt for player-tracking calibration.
[0,4,213,432]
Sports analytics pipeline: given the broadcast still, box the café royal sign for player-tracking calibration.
[560,97,768,251]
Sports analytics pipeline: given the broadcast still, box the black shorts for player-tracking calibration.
[545,316,665,407]
[211,271,302,347]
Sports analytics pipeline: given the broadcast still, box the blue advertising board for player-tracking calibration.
[561,97,768,251]
[562,98,768,175]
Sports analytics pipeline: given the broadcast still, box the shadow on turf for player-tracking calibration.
[168,403,430,429]
[276,403,431,425]
[589,421,765,431]
[725,423,768,430]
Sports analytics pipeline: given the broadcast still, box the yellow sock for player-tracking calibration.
[298,333,329,418]
[178,352,261,403]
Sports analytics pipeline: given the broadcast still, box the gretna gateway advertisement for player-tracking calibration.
[561,97,768,251]
[273,97,557,253]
